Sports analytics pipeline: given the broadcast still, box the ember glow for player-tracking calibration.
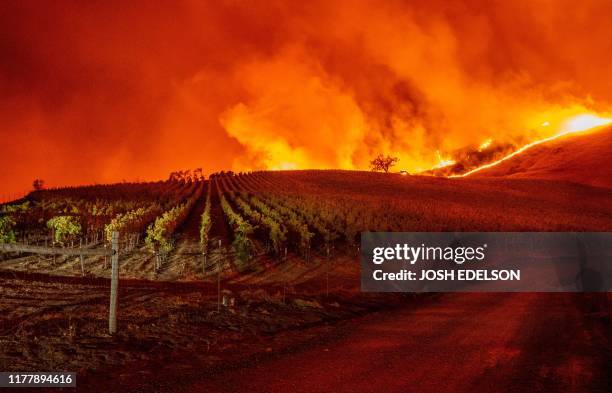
[2,1,612,194]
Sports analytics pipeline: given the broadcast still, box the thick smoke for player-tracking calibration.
[1,0,612,193]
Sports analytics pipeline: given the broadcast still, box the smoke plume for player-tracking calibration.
[1,0,612,193]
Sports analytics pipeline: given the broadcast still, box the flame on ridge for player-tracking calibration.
[450,113,612,178]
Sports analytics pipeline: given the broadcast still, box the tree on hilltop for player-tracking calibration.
[370,154,399,173]
[32,179,45,191]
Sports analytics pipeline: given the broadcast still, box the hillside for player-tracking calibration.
[470,126,612,188]
[2,170,612,281]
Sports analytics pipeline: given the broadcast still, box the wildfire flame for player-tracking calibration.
[561,114,612,133]
[271,162,298,171]
[451,113,612,178]
[3,1,612,195]
[478,139,493,152]
[433,151,456,169]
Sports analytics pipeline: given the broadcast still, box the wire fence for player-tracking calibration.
[0,232,121,335]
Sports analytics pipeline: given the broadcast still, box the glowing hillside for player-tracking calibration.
[466,125,612,188]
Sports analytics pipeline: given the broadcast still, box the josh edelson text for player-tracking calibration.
[371,243,521,281]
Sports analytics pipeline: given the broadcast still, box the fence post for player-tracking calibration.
[79,238,85,277]
[325,245,332,297]
[109,231,119,335]
[217,240,222,313]
[326,255,330,297]
[104,242,108,270]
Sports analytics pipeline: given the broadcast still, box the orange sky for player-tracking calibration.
[1,0,612,195]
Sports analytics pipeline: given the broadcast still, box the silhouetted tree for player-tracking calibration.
[193,168,204,181]
[168,171,180,182]
[370,154,399,173]
[169,169,206,182]
[32,179,45,191]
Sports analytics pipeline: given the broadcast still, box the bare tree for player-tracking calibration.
[32,179,45,191]
[370,154,399,173]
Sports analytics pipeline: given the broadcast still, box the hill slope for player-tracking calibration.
[470,126,612,188]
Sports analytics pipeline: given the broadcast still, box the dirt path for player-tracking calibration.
[176,181,209,241]
[3,274,608,392]
[209,179,230,244]
[157,182,209,280]
[188,293,610,393]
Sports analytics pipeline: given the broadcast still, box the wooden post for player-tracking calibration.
[326,252,330,297]
[109,231,119,335]
[217,240,221,313]
[79,238,85,277]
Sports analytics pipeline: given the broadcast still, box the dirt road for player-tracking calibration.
[190,293,609,393]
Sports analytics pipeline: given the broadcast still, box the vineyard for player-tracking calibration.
[1,170,611,282]
[1,170,611,391]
